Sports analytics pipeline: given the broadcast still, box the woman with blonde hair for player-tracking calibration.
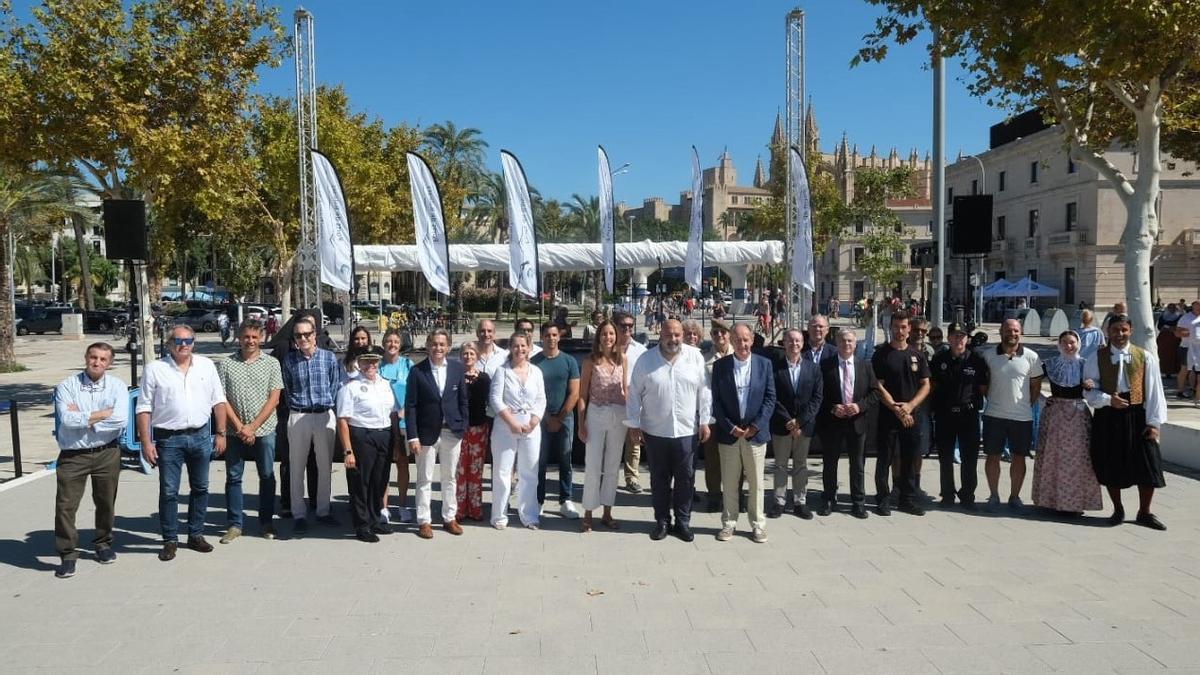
[488,333,546,529]
[576,320,627,532]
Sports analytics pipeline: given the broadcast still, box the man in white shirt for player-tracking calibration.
[136,325,228,561]
[614,311,647,493]
[626,319,712,542]
[979,319,1042,511]
[1174,300,1200,406]
[1085,315,1169,529]
[474,319,509,377]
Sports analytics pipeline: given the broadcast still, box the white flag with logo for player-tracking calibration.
[790,145,815,291]
[405,152,451,295]
[684,146,704,293]
[500,150,539,298]
[311,149,353,292]
[598,146,615,294]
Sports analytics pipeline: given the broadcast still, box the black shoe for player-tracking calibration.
[371,522,392,535]
[356,528,381,543]
[55,558,76,579]
[793,503,813,520]
[95,547,117,565]
[899,501,926,517]
[876,500,892,517]
[294,518,308,534]
[940,496,955,508]
[961,500,977,511]
[1108,507,1125,526]
[158,542,178,562]
[817,501,833,517]
[278,509,293,519]
[766,502,783,519]
[674,522,695,542]
[850,504,869,519]
[1135,512,1166,531]
[317,514,339,527]
[650,522,670,541]
[187,536,213,553]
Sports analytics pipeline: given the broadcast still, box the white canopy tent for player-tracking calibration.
[353,240,785,313]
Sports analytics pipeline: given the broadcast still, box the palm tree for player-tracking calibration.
[421,121,488,189]
[0,165,88,369]
[566,194,610,309]
[42,171,103,309]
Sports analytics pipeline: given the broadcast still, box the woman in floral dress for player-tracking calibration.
[1032,331,1103,513]
[454,342,491,521]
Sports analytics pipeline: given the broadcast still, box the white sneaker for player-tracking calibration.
[560,501,581,519]
[398,508,416,524]
[752,528,768,544]
[378,508,391,525]
[716,526,734,542]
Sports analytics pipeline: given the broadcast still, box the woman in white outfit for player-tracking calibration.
[576,320,627,532]
[489,333,547,529]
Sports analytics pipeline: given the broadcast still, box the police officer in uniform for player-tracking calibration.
[929,322,989,509]
[335,351,398,543]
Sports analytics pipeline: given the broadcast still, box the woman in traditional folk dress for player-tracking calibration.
[1032,331,1102,513]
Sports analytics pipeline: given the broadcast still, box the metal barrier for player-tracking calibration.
[2,399,22,478]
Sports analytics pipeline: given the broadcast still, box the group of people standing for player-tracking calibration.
[49,304,1171,579]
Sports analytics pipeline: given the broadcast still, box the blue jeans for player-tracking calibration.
[156,427,213,542]
[225,433,277,528]
[537,416,574,505]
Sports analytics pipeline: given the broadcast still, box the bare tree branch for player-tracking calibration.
[1048,79,1135,201]
[1104,79,1140,113]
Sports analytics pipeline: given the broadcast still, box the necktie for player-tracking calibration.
[842,360,853,405]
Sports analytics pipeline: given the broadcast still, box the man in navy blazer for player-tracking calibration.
[816,329,880,519]
[404,329,469,539]
[801,314,838,367]
[768,328,823,520]
[711,324,777,543]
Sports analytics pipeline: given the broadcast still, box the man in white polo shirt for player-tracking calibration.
[980,319,1043,511]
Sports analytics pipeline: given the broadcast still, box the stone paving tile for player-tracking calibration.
[971,600,1091,623]
[812,646,938,675]
[596,653,711,675]
[920,645,1056,673]
[948,620,1072,646]
[704,650,824,674]
[483,655,599,674]
[846,623,966,650]
[745,625,861,652]
[1027,642,1169,671]
[875,601,990,625]
[373,656,485,674]
[1130,640,1200,669]
[1047,619,1172,643]
[642,628,754,654]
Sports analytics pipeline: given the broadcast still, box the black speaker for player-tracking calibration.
[102,199,148,260]
[951,195,993,255]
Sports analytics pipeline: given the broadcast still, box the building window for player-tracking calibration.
[854,220,865,235]
[853,280,865,301]
[894,223,903,234]
[1028,209,1039,237]
[853,247,865,269]
[893,250,904,264]
[997,215,1006,240]
[730,195,738,205]
[92,240,101,253]
[1068,158,1077,174]
[999,170,1006,191]
[92,226,102,237]
[947,186,954,204]
[971,179,978,195]
[1028,268,1038,282]
[1065,202,1078,231]
[1030,161,1039,183]
[1064,267,1075,305]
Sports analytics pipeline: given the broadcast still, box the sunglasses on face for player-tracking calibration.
[173,337,195,346]
[294,331,315,340]
[619,323,634,331]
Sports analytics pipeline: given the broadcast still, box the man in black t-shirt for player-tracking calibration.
[871,312,931,516]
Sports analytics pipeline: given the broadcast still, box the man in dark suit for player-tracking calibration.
[817,329,879,519]
[801,314,838,367]
[405,329,470,539]
[712,323,777,543]
[768,328,823,519]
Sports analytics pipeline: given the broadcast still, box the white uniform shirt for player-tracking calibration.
[625,343,712,439]
[136,354,226,430]
[1083,347,1168,427]
[336,374,397,429]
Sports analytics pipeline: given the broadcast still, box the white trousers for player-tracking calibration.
[490,413,541,526]
[416,429,462,525]
[287,410,335,519]
[582,405,626,511]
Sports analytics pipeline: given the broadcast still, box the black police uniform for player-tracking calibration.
[872,344,931,509]
[929,346,989,506]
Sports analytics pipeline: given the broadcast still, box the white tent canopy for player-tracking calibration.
[353,240,784,273]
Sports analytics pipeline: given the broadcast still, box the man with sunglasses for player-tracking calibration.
[136,325,228,561]
[281,316,345,535]
[612,311,647,493]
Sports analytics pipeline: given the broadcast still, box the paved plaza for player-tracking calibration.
[2,328,1200,673]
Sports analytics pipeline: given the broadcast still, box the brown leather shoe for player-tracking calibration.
[418,523,434,539]
[158,542,177,562]
[443,520,463,535]
[187,536,213,553]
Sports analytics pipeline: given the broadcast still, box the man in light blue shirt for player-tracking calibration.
[52,342,128,579]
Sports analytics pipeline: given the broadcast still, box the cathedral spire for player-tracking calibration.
[753,155,767,189]
[805,99,819,153]
[772,111,786,149]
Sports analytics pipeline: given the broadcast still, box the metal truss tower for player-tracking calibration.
[785,8,806,326]
[294,8,319,309]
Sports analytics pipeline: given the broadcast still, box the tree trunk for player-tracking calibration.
[1125,105,1162,356]
[0,219,17,369]
[70,214,96,310]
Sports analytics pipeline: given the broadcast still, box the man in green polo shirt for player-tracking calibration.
[532,322,581,518]
[217,319,284,541]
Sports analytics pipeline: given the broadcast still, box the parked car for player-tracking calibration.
[82,310,116,333]
[15,306,76,335]
[174,308,223,332]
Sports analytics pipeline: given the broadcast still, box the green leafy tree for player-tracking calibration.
[832,167,917,301]
[856,0,1200,352]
